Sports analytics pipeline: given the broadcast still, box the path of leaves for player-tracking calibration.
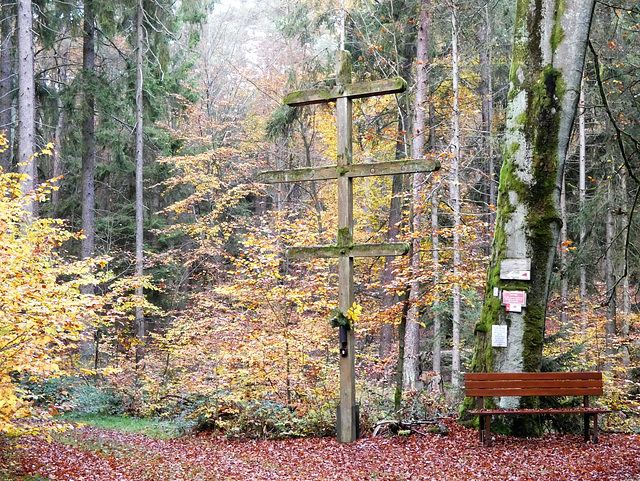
[12,419,640,480]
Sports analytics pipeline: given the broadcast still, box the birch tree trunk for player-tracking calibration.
[605,163,616,368]
[621,167,630,369]
[135,0,145,364]
[450,3,462,389]
[403,0,430,391]
[579,82,587,338]
[18,0,36,216]
[431,192,441,376]
[559,172,568,325]
[470,0,596,422]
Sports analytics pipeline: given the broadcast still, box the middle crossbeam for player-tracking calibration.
[255,158,440,184]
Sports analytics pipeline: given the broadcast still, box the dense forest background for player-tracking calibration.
[1,0,640,438]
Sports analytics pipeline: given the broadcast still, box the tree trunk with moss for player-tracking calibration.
[468,0,596,435]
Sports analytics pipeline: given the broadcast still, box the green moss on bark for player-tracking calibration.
[550,0,566,53]
[337,227,352,247]
[469,147,523,375]
[283,90,304,105]
[337,51,352,86]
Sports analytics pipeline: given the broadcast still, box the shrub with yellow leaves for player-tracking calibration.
[0,165,99,435]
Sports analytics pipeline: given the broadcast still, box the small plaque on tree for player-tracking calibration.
[492,325,508,347]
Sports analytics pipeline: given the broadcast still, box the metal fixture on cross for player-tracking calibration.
[256,50,440,443]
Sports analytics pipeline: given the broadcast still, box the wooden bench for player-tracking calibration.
[466,372,610,446]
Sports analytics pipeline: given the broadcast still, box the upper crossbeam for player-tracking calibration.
[283,78,407,107]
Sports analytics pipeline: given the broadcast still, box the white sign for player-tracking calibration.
[502,290,527,307]
[500,259,531,280]
[492,325,508,347]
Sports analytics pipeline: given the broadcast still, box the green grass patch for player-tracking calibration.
[58,412,183,440]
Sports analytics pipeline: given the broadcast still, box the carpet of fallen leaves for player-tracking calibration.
[6,419,640,480]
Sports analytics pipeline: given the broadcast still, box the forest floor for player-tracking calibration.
[2,418,640,480]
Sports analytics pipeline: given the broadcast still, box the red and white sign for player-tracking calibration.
[502,290,527,307]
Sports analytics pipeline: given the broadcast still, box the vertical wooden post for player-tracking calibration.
[335,50,357,443]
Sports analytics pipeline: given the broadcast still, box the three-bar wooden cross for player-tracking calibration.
[257,50,439,443]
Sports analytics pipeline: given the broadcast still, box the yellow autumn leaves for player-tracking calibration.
[347,302,362,323]
[0,168,95,435]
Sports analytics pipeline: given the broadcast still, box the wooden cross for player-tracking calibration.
[257,50,439,443]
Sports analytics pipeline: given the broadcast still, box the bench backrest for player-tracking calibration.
[465,372,604,398]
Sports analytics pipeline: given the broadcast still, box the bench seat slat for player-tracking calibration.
[466,372,601,381]
[465,379,603,390]
[466,387,603,397]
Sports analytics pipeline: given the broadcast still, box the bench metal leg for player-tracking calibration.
[584,413,589,442]
[479,415,491,447]
[584,413,600,444]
